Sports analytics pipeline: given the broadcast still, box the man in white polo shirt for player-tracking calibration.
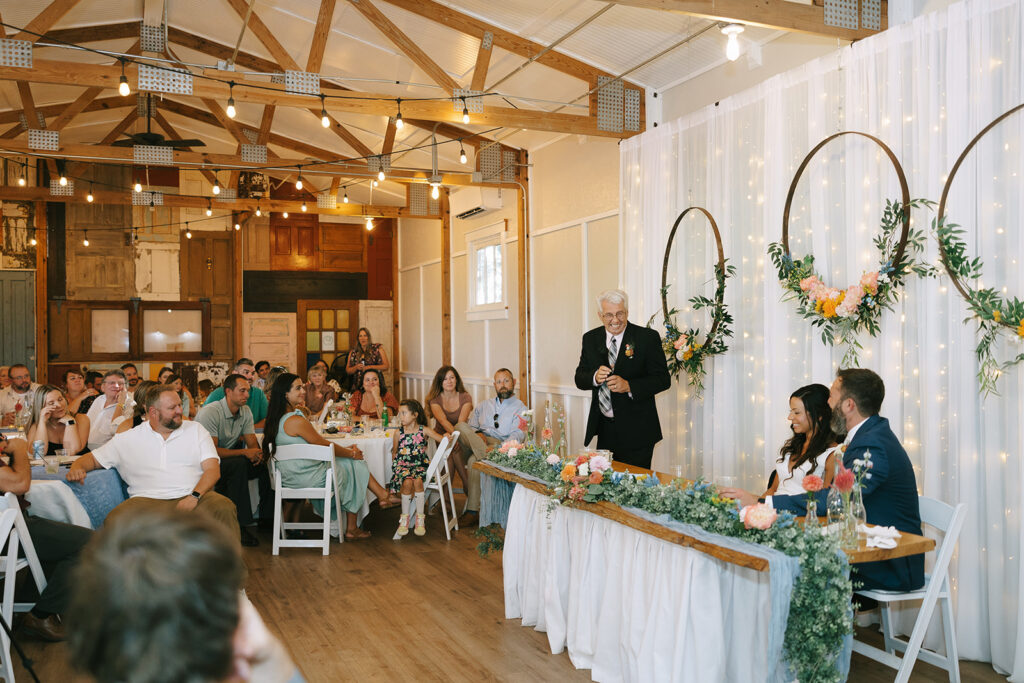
[66,385,239,544]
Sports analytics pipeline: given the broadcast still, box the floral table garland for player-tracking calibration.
[936,103,1024,396]
[655,207,736,395]
[768,131,934,368]
[487,442,852,683]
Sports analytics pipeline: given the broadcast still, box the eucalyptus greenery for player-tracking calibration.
[768,198,936,368]
[486,445,852,683]
[475,524,505,557]
[935,214,1024,396]
[651,260,736,396]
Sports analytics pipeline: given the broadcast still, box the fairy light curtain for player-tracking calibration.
[621,0,1024,677]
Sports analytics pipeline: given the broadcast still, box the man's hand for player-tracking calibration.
[0,413,14,428]
[594,365,612,384]
[719,487,759,509]
[65,466,88,484]
[348,445,364,461]
[176,495,199,512]
[244,448,263,465]
[606,375,630,393]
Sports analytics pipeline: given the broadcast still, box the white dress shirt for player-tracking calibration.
[86,396,131,450]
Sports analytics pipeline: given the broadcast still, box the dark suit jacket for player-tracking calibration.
[772,415,924,591]
[573,322,671,450]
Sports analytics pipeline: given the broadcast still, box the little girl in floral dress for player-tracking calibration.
[390,399,441,537]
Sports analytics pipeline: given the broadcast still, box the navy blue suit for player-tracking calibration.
[772,415,924,592]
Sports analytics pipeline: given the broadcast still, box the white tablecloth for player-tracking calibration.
[25,480,92,528]
[326,433,393,520]
[503,485,781,683]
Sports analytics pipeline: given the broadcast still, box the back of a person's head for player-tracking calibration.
[67,510,244,683]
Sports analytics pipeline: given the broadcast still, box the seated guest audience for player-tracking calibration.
[203,358,269,425]
[28,385,91,456]
[157,366,174,384]
[767,384,839,496]
[81,370,104,405]
[263,373,398,540]
[390,399,441,537]
[166,373,196,419]
[0,431,92,641]
[254,360,270,390]
[67,511,298,683]
[310,359,342,396]
[67,385,240,545]
[1,363,40,426]
[304,364,336,416]
[117,380,158,433]
[426,365,473,497]
[63,368,98,415]
[455,368,526,527]
[0,365,9,388]
[722,368,923,592]
[119,362,140,389]
[196,374,272,547]
[196,378,215,406]
[348,369,399,419]
[85,370,133,450]
[346,327,389,391]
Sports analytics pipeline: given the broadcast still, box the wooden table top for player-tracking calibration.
[476,460,935,567]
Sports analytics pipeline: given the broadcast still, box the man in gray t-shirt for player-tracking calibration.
[195,374,269,547]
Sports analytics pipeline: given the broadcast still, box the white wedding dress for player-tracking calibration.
[772,445,839,496]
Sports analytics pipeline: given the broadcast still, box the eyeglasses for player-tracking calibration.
[600,311,627,322]
[493,413,500,429]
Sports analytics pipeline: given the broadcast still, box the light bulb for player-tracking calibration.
[17,176,25,187]
[365,217,373,230]
[721,23,744,62]
[206,207,212,217]
[83,237,89,246]
[119,75,130,97]
[234,223,241,231]
[301,203,307,212]
[460,147,467,164]
[372,180,378,187]
[255,207,261,217]
[295,177,302,190]
[283,211,289,218]
[59,175,67,186]
[463,107,470,124]
[87,191,94,203]
[322,111,330,127]
[343,192,349,203]
[377,170,385,182]
[212,182,220,195]
[431,184,440,200]
[29,237,37,246]
[134,182,142,192]
[226,97,236,119]
[186,230,192,239]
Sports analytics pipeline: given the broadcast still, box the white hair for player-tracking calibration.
[596,289,629,311]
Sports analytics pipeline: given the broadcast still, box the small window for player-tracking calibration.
[466,220,508,321]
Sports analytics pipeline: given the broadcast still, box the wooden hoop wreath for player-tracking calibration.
[782,131,912,270]
[937,102,1024,330]
[660,206,727,343]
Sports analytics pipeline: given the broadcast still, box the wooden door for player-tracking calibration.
[296,300,358,378]
[270,213,317,271]
[180,232,235,360]
[0,271,34,366]
[366,219,394,299]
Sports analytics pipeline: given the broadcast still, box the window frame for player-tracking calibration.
[465,219,509,322]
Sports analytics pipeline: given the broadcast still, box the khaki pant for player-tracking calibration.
[454,422,499,512]
[105,492,241,546]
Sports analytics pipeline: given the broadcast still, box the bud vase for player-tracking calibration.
[804,498,820,530]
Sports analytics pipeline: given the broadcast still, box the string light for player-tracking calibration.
[320,94,330,128]
[185,222,192,239]
[395,98,404,130]
[721,23,744,61]
[59,173,67,186]
[118,59,131,96]
[301,202,307,212]
[343,187,349,203]
[459,145,467,165]
[83,230,89,247]
[365,216,373,231]
[295,166,303,191]
[255,201,261,217]
[206,199,212,217]
[461,97,470,124]
[234,222,241,231]
[134,181,142,192]
[29,233,37,246]
[225,82,236,119]
[430,182,440,200]
[87,183,94,202]
[282,211,289,218]
[17,163,25,186]
[212,172,220,195]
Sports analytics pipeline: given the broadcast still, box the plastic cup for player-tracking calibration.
[44,455,59,475]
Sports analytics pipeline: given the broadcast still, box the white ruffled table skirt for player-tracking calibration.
[503,485,784,683]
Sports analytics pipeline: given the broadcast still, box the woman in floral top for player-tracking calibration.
[389,399,441,537]
[345,327,389,391]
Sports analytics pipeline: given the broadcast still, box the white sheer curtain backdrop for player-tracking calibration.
[622,0,1024,677]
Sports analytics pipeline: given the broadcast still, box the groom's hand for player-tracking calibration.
[594,366,612,384]
[606,375,630,393]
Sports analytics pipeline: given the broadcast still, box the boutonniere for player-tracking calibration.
[624,343,634,358]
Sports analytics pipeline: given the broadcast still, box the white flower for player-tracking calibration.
[508,447,518,457]
[853,459,863,467]
[520,409,534,418]
[676,349,686,360]
[546,454,560,465]
[578,462,590,476]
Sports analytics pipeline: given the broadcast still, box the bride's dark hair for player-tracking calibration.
[778,383,837,484]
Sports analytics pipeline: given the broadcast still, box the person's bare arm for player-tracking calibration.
[430,403,454,434]
[63,414,88,455]
[457,399,473,425]
[822,452,837,487]
[372,347,390,372]
[345,351,360,374]
[211,435,262,464]
[424,426,444,443]
[0,437,31,495]
[176,458,220,511]
[66,452,101,483]
[284,414,361,460]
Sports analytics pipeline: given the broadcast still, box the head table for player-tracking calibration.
[475,459,934,683]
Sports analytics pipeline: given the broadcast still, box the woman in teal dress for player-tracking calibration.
[262,373,399,540]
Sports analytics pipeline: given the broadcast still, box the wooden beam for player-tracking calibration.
[12,0,85,43]
[381,117,396,156]
[33,200,47,383]
[0,59,633,138]
[256,104,275,145]
[469,34,492,93]
[603,0,886,41]
[15,82,39,134]
[47,86,104,131]
[223,0,301,71]
[143,0,163,28]
[0,185,439,217]
[516,149,529,401]
[41,21,138,44]
[306,0,337,73]
[311,108,375,158]
[200,97,252,147]
[0,96,131,125]
[403,119,494,148]
[348,0,459,95]
[440,188,451,365]
[100,109,139,145]
[151,110,219,186]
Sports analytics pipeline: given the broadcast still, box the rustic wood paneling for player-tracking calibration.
[270,214,318,271]
[180,231,235,360]
[319,222,367,272]
[367,219,394,299]
[243,215,270,269]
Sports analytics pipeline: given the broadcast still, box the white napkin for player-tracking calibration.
[858,524,901,549]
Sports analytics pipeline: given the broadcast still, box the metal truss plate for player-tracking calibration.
[624,88,641,132]
[28,129,58,151]
[241,144,267,164]
[284,70,320,95]
[134,145,174,166]
[861,0,882,30]
[140,23,165,52]
[133,191,164,206]
[49,179,74,196]
[317,191,336,209]
[596,75,623,133]
[825,0,859,30]
[0,39,32,68]
[454,88,483,114]
[138,63,193,95]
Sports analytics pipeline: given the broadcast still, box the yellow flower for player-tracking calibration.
[682,350,693,361]
[1018,321,1024,338]
[560,464,577,482]
[993,310,1002,322]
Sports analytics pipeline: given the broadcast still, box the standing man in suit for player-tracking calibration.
[574,289,671,469]
[723,368,923,592]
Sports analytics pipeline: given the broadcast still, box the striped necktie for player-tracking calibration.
[599,337,617,417]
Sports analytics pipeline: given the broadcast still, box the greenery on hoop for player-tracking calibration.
[656,262,735,395]
[935,216,1024,396]
[768,198,935,368]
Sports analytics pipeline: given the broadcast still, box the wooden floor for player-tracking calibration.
[8,498,1011,682]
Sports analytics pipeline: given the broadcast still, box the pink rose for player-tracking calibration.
[741,503,778,530]
[860,271,879,295]
[833,466,855,493]
[673,336,687,350]
[546,454,560,465]
[575,455,588,466]
[541,428,553,440]
[801,475,824,493]
[588,455,611,473]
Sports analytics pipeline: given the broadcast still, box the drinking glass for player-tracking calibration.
[44,454,59,475]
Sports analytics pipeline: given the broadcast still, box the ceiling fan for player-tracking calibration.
[111,94,205,148]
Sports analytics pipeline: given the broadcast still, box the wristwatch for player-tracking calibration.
[190,490,202,500]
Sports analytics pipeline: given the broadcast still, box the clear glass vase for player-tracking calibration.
[849,484,867,539]
[804,496,820,530]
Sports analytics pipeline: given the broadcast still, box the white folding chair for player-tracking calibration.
[316,400,334,425]
[0,491,49,683]
[424,432,459,540]
[853,496,968,683]
[269,444,343,556]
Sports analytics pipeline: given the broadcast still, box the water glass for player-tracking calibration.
[43,454,59,475]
